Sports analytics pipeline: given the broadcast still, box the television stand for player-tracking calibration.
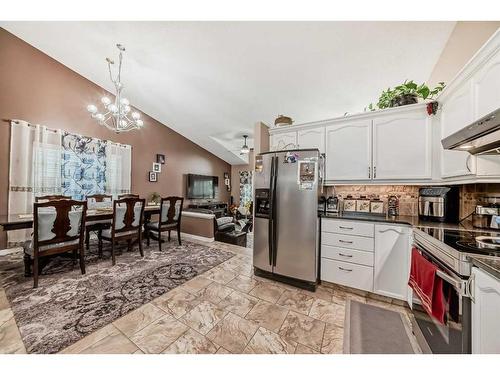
[188,202,228,218]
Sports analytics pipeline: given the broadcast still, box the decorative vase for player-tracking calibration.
[391,93,418,107]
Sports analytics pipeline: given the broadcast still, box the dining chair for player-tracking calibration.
[85,194,113,250]
[118,194,140,199]
[98,197,145,265]
[145,196,184,250]
[35,195,70,203]
[23,199,87,288]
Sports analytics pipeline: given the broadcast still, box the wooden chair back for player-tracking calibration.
[33,200,87,252]
[111,198,145,235]
[35,195,70,203]
[159,196,184,226]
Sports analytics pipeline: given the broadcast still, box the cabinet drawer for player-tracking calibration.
[321,259,374,292]
[321,245,374,267]
[321,218,374,237]
[321,232,374,252]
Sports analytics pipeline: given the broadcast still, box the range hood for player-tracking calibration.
[442,108,500,155]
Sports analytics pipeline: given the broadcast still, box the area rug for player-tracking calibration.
[1,240,234,354]
[343,299,416,354]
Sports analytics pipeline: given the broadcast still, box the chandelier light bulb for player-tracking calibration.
[87,104,98,114]
[108,104,118,113]
[120,98,130,106]
[123,105,131,113]
[101,97,111,105]
[95,113,105,122]
[131,112,141,120]
[119,119,127,127]
[136,119,144,127]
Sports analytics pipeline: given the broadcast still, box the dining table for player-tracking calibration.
[0,205,162,276]
[0,205,161,232]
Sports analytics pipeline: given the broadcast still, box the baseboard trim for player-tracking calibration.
[180,232,215,243]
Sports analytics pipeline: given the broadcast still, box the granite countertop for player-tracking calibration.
[319,212,418,226]
[318,212,491,232]
[470,256,500,281]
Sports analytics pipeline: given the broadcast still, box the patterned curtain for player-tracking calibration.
[62,132,107,200]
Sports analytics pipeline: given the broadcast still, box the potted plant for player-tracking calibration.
[367,81,445,111]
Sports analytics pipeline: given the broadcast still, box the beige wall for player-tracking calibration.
[0,28,231,248]
[428,21,500,87]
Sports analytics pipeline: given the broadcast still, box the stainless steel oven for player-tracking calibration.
[411,228,473,354]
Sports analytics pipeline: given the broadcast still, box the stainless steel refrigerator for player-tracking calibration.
[253,149,321,291]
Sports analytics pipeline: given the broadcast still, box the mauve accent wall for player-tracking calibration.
[0,28,230,248]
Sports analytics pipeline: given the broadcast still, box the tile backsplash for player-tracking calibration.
[324,185,420,216]
[324,183,500,218]
[459,183,500,221]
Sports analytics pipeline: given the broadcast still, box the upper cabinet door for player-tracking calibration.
[440,82,476,178]
[325,119,372,181]
[372,109,432,180]
[270,131,297,151]
[473,49,500,119]
[297,127,325,153]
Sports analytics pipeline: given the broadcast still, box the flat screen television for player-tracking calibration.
[187,174,219,199]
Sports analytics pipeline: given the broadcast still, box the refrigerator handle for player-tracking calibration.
[268,156,275,266]
[271,155,278,267]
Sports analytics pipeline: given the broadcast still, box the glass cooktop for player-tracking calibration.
[416,226,500,256]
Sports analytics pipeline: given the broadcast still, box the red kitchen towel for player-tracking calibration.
[408,247,446,324]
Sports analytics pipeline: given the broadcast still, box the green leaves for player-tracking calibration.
[368,81,446,110]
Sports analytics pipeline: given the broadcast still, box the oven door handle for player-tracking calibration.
[413,243,471,298]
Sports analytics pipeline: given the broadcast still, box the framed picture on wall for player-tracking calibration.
[149,171,157,182]
[153,162,161,173]
[156,154,166,164]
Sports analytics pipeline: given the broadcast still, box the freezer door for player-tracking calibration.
[273,150,319,282]
[253,154,274,272]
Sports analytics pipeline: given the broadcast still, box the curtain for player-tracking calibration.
[105,142,132,198]
[61,132,107,200]
[7,120,132,248]
[8,120,63,246]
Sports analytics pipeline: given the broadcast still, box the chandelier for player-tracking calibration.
[86,44,143,133]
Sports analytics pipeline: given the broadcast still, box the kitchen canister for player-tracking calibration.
[343,196,357,212]
[356,197,371,213]
[370,199,384,214]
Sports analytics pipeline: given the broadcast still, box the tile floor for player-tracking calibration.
[0,238,419,354]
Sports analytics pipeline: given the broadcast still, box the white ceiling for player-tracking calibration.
[2,21,455,165]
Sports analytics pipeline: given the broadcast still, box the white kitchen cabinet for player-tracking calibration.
[473,48,500,120]
[297,127,325,154]
[372,111,432,180]
[374,224,411,301]
[325,119,372,181]
[440,82,476,178]
[472,267,500,354]
[270,131,297,151]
